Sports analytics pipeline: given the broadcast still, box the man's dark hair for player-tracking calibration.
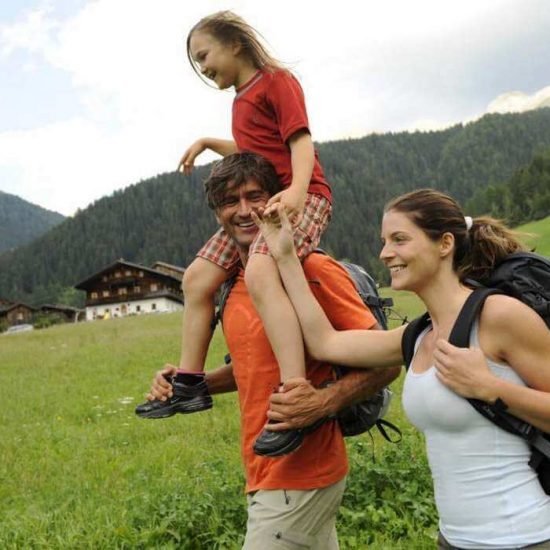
[204,152,282,209]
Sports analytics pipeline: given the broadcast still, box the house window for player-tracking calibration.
[151,303,157,311]
[118,287,127,295]
[103,290,110,297]
[134,286,141,293]
[136,305,141,312]
[125,270,131,276]
[91,291,98,299]
[150,283,158,292]
[17,312,23,321]
[102,276,108,282]
[139,271,144,277]
[115,271,121,278]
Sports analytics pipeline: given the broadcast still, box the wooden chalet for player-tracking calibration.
[74,259,185,321]
[0,302,36,326]
[152,261,186,280]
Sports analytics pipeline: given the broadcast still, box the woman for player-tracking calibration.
[253,189,550,549]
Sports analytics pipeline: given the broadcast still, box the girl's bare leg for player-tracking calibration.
[179,257,229,371]
[245,253,306,382]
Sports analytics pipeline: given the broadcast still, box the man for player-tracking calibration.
[144,152,400,548]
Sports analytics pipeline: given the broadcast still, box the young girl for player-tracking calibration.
[136,11,332,457]
[255,190,550,548]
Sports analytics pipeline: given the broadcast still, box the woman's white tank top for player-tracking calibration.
[403,318,550,549]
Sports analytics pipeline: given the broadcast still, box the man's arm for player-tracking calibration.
[267,366,401,430]
[205,362,237,395]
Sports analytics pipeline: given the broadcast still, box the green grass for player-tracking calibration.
[0,310,437,549]
[519,215,550,256]
[3,221,548,548]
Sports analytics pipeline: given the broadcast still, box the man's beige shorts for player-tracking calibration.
[242,478,346,549]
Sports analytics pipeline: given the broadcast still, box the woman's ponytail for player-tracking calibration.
[458,216,528,282]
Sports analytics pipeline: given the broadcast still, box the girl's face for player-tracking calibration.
[379,209,445,292]
[189,31,242,89]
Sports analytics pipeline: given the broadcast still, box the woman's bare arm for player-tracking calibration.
[253,205,404,368]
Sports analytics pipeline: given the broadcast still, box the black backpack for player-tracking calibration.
[401,251,550,493]
[214,249,401,442]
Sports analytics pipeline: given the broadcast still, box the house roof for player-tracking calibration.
[40,304,83,314]
[152,261,186,274]
[0,302,36,314]
[74,259,184,290]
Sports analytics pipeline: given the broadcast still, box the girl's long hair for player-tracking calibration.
[187,11,285,85]
[384,188,529,282]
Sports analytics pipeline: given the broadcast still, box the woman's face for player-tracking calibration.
[379,209,444,292]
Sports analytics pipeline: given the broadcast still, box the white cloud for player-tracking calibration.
[405,85,550,133]
[0,4,58,57]
[0,0,549,214]
[487,86,550,114]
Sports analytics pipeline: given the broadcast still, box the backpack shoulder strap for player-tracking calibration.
[401,312,431,369]
[448,287,503,347]
[448,287,550,450]
[211,273,238,331]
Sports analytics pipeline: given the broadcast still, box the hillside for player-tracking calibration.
[466,149,550,226]
[0,191,65,254]
[1,108,550,306]
[520,215,550,257]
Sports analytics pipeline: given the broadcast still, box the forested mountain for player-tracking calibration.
[1,108,550,306]
[0,191,65,254]
[318,108,550,276]
[465,149,550,226]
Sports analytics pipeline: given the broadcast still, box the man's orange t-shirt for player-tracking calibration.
[222,253,378,493]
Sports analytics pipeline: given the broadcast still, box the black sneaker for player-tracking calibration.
[252,417,328,457]
[253,421,304,457]
[135,373,212,419]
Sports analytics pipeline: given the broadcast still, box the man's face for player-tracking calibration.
[215,178,270,251]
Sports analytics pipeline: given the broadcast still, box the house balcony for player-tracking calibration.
[85,289,183,307]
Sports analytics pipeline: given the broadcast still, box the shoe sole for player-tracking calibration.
[136,398,213,419]
[253,434,304,458]
[253,417,329,457]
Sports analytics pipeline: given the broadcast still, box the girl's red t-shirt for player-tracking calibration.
[232,69,331,203]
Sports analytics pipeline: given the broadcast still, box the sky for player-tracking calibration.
[1,0,550,216]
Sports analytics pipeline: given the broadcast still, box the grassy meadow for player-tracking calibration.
[1,218,547,549]
[521,215,550,256]
[1,303,436,549]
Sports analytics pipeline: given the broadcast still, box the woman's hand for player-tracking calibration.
[177,139,206,175]
[265,185,307,226]
[433,340,498,402]
[251,204,297,262]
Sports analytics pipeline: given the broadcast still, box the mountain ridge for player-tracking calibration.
[1,108,550,306]
[0,190,65,254]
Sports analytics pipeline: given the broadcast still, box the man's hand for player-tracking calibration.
[146,364,177,401]
[266,378,330,430]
